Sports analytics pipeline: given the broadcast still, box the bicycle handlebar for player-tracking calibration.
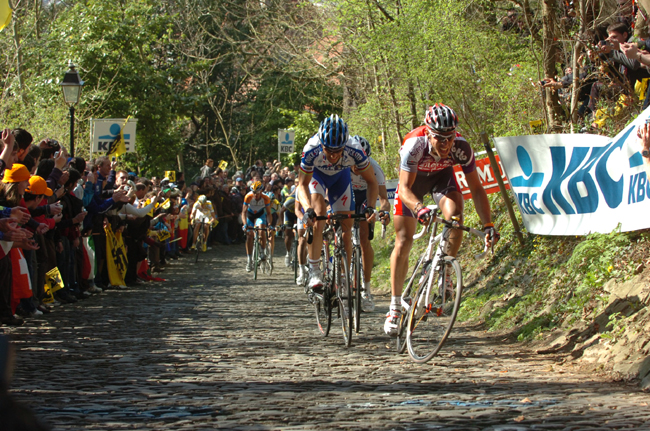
[412,206,491,259]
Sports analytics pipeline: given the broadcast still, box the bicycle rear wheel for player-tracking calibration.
[335,251,352,347]
[351,249,362,334]
[406,258,462,363]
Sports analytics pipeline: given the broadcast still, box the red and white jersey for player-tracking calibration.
[399,126,476,175]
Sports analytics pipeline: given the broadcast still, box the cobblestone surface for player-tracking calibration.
[4,244,650,430]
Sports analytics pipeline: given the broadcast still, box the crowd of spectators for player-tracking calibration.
[501,1,650,130]
[0,132,301,328]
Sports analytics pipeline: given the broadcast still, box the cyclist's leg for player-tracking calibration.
[435,191,464,257]
[245,218,255,267]
[191,221,200,248]
[328,170,355,267]
[306,172,328,262]
[386,186,418,335]
[431,169,465,257]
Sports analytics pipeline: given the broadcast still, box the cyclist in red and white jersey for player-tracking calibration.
[385,104,499,336]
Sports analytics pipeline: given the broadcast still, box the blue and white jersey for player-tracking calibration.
[351,157,386,191]
[300,134,370,176]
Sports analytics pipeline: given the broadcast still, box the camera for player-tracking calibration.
[539,80,547,86]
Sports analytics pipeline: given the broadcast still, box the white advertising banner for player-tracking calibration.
[90,119,138,153]
[278,129,295,154]
[494,108,650,235]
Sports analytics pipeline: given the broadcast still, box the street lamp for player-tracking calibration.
[60,61,84,157]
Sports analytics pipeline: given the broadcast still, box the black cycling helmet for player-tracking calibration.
[424,103,459,133]
[352,135,371,157]
[318,114,348,150]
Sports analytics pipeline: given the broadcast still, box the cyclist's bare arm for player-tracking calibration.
[358,166,378,222]
[241,206,248,226]
[297,171,312,210]
[396,169,420,213]
[378,184,391,213]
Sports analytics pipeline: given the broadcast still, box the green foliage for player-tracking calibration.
[566,228,633,292]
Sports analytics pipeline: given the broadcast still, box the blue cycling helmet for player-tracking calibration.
[318,114,348,150]
[353,135,371,157]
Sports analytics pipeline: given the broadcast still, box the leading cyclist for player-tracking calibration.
[385,104,499,336]
[243,181,272,272]
[190,195,216,251]
[297,114,378,291]
[350,135,391,312]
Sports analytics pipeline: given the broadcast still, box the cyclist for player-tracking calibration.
[385,104,499,336]
[190,194,216,251]
[297,114,378,291]
[279,190,297,268]
[350,135,391,312]
[264,182,282,262]
[243,180,272,272]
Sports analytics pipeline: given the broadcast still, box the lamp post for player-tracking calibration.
[60,62,84,157]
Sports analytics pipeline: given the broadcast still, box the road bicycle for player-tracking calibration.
[349,214,374,334]
[306,213,368,347]
[247,226,271,280]
[193,213,212,264]
[395,205,489,363]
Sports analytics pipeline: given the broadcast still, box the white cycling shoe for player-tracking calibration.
[285,254,291,267]
[246,261,252,272]
[384,310,400,337]
[308,269,324,292]
[361,291,375,312]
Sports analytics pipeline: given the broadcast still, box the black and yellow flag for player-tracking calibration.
[106,116,130,158]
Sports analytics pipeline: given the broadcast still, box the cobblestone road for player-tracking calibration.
[4,244,650,430]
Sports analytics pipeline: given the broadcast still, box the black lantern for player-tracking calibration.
[60,62,84,157]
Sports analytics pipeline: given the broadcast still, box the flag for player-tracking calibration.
[105,224,128,287]
[43,267,65,304]
[0,0,12,32]
[10,249,32,314]
[218,160,228,170]
[164,171,176,182]
[106,116,130,158]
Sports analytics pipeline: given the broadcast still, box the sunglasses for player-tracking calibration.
[323,147,344,154]
[431,133,455,143]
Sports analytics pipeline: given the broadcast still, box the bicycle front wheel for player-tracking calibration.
[253,237,260,280]
[314,282,332,337]
[195,229,203,264]
[351,249,362,334]
[396,255,427,354]
[406,258,462,363]
[291,240,298,283]
[335,251,352,348]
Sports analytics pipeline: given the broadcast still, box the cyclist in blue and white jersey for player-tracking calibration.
[242,181,272,272]
[298,114,379,291]
[350,135,391,312]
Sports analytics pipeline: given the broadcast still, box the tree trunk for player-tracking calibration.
[542,0,564,131]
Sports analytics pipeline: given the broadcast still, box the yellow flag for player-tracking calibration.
[43,267,65,303]
[105,224,128,287]
[164,171,176,182]
[218,160,228,170]
[106,117,130,158]
[0,0,12,32]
